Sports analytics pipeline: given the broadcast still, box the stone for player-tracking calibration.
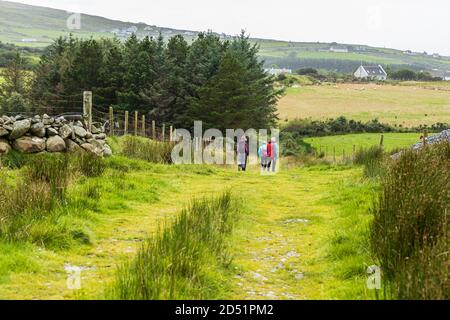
[65,139,83,153]
[74,126,88,138]
[91,125,100,134]
[103,144,112,157]
[59,124,73,139]
[0,138,11,155]
[93,133,106,140]
[42,114,54,125]
[9,119,31,140]
[30,122,46,138]
[12,136,46,154]
[81,143,101,156]
[0,127,9,137]
[85,132,93,140]
[46,135,66,152]
[46,127,58,137]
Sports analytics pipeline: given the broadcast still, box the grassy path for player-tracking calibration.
[0,160,376,299]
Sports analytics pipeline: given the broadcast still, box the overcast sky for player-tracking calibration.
[12,0,450,55]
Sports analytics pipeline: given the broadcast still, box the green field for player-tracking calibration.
[304,133,421,157]
[278,82,450,127]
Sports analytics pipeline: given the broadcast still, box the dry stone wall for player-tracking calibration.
[0,114,112,157]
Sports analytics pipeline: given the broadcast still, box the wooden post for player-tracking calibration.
[422,130,428,147]
[124,111,129,135]
[109,106,114,136]
[169,126,173,141]
[83,91,92,132]
[162,123,165,141]
[134,111,138,136]
[152,120,156,140]
[379,134,384,148]
[142,115,146,136]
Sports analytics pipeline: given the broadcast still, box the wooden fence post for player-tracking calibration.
[162,124,166,141]
[379,134,384,148]
[134,111,138,136]
[152,120,156,140]
[83,91,92,132]
[169,126,173,141]
[422,130,428,147]
[109,106,114,136]
[142,115,146,137]
[124,111,129,135]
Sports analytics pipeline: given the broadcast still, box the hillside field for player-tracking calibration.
[277,82,450,127]
[304,133,421,157]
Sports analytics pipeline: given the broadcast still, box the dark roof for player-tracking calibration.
[362,65,387,75]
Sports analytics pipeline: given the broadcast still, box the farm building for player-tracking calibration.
[354,65,387,81]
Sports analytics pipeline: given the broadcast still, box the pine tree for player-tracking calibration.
[188,32,282,130]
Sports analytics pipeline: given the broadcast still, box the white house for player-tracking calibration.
[354,65,387,81]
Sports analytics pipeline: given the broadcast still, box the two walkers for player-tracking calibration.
[258,138,278,172]
[236,136,279,172]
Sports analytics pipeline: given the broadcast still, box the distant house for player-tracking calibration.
[354,65,387,81]
[21,38,37,43]
[264,68,292,76]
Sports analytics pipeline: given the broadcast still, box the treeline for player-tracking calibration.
[25,32,281,130]
[388,68,442,81]
[0,42,40,69]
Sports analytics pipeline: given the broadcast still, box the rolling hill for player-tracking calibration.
[1,0,450,74]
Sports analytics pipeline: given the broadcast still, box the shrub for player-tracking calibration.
[109,191,239,300]
[371,142,450,299]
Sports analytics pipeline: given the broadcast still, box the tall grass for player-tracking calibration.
[353,146,385,178]
[371,142,449,299]
[109,191,239,300]
[0,153,106,248]
[122,136,174,164]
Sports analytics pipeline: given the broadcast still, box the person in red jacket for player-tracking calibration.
[266,139,273,171]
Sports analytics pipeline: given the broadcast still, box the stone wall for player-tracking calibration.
[0,114,112,157]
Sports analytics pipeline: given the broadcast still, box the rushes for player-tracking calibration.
[122,136,174,164]
[109,191,239,300]
[353,146,386,178]
[371,142,450,299]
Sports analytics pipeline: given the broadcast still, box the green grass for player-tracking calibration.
[109,191,239,300]
[304,133,420,157]
[0,134,423,299]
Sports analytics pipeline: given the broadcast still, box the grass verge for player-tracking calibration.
[108,191,240,300]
